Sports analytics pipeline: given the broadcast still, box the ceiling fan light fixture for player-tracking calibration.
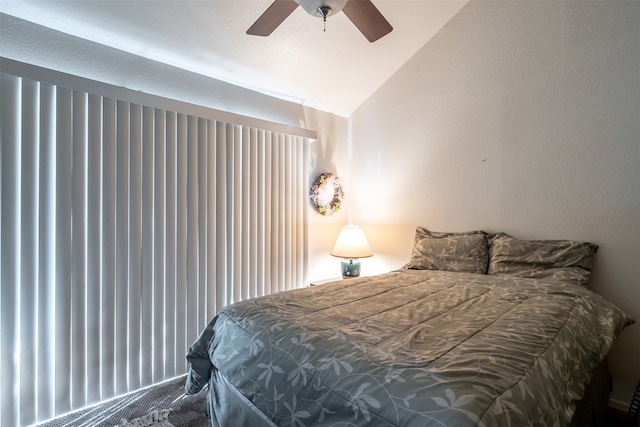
[296,0,347,18]
[317,6,332,19]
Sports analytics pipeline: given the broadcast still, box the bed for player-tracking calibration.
[185,228,634,426]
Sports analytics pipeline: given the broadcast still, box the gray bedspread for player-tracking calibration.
[186,270,633,426]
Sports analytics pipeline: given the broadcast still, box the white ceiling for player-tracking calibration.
[1,0,468,117]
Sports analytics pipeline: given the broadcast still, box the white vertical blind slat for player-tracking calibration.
[264,132,273,296]
[293,138,300,287]
[257,130,266,297]
[0,70,311,427]
[71,90,88,409]
[101,97,117,400]
[100,98,115,400]
[232,124,242,304]
[86,94,102,406]
[164,111,177,378]
[241,127,250,302]
[141,106,154,388]
[197,118,208,329]
[294,139,300,287]
[284,135,293,291]
[1,74,21,427]
[299,138,305,287]
[276,134,285,293]
[185,115,198,347]
[128,103,142,392]
[303,141,309,284]
[73,92,88,405]
[218,123,235,306]
[175,113,188,373]
[38,82,57,420]
[292,138,298,288]
[302,140,308,286]
[215,122,228,310]
[270,133,278,293]
[55,87,73,415]
[249,128,258,299]
[115,100,130,395]
[152,109,166,383]
[206,119,216,321]
[20,78,38,427]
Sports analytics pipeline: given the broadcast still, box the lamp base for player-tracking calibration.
[341,258,361,278]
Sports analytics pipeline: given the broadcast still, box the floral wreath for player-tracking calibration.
[310,173,344,216]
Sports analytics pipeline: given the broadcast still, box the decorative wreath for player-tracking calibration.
[310,173,344,216]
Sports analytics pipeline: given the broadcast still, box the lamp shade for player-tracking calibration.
[330,225,373,259]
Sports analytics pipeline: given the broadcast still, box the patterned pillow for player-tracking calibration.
[487,233,598,286]
[403,227,489,274]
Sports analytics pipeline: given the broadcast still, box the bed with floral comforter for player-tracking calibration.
[185,268,632,427]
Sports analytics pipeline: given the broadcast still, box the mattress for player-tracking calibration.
[185,269,633,426]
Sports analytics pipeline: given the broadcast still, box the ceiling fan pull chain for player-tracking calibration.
[317,6,331,32]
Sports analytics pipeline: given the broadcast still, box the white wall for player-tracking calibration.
[0,13,307,128]
[350,0,639,405]
[304,107,351,281]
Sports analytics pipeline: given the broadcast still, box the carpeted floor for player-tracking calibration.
[35,375,210,427]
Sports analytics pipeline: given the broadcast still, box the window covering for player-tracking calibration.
[0,65,311,427]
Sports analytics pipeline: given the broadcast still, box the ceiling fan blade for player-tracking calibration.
[342,0,393,42]
[247,0,299,36]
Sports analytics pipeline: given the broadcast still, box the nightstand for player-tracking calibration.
[309,277,343,287]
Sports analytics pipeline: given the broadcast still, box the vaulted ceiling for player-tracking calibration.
[1,0,468,117]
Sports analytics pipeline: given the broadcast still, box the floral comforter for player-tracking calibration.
[185,270,633,426]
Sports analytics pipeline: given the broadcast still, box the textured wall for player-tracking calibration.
[0,14,307,127]
[350,0,640,405]
[305,108,351,281]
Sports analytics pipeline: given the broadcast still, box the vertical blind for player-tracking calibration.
[0,71,311,427]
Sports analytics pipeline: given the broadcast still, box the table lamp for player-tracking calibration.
[330,225,373,278]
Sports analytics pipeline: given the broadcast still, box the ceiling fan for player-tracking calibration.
[247,0,393,43]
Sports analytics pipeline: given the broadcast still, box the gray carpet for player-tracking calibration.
[35,375,210,427]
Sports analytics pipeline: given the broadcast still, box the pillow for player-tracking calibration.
[403,227,489,274]
[487,233,598,286]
